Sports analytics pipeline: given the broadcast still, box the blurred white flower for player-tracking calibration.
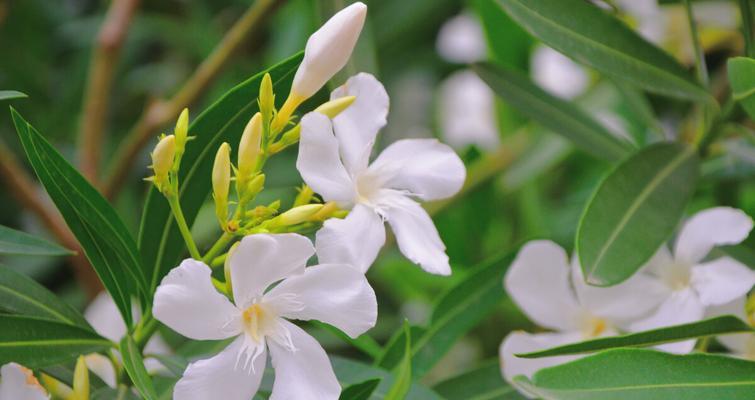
[500,240,663,387]
[630,207,755,354]
[153,234,377,400]
[531,45,589,100]
[0,363,48,400]
[436,13,487,64]
[438,69,500,151]
[708,298,755,360]
[297,73,466,275]
[83,292,171,388]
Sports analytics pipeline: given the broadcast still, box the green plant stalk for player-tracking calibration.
[202,232,234,265]
[683,0,708,87]
[697,97,736,154]
[166,194,201,259]
[133,314,159,351]
[740,0,755,57]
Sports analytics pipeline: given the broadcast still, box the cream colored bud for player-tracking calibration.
[238,113,263,178]
[294,185,314,206]
[175,108,189,149]
[151,134,176,189]
[246,173,265,197]
[316,95,356,118]
[213,143,231,227]
[291,2,367,99]
[259,73,275,121]
[72,355,90,400]
[274,204,324,227]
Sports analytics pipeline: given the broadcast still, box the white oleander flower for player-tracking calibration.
[0,363,48,400]
[630,207,755,353]
[708,298,755,360]
[531,45,589,100]
[83,292,171,388]
[500,240,663,390]
[153,233,377,400]
[436,13,487,64]
[438,69,500,151]
[297,73,466,275]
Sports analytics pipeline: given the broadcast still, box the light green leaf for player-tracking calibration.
[339,378,382,400]
[0,315,110,368]
[137,53,303,293]
[578,142,700,286]
[385,321,412,400]
[0,265,90,327]
[519,315,753,358]
[728,57,755,120]
[0,224,72,256]
[0,90,27,101]
[495,0,712,102]
[121,335,158,400]
[433,359,525,400]
[11,108,147,327]
[474,62,632,161]
[314,320,382,359]
[332,356,443,400]
[515,349,755,399]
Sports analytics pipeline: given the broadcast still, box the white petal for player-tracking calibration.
[230,234,315,307]
[85,354,116,388]
[0,363,48,400]
[153,259,240,340]
[144,334,172,374]
[369,139,466,201]
[572,258,668,324]
[642,245,675,278]
[499,331,584,383]
[436,13,487,64]
[504,241,582,331]
[630,288,705,353]
[297,112,356,204]
[438,70,500,151]
[84,292,127,342]
[385,196,451,275]
[674,207,753,264]
[531,45,589,99]
[706,298,751,354]
[331,73,389,174]
[266,264,377,338]
[315,204,385,273]
[173,337,265,400]
[291,2,367,99]
[690,257,755,306]
[268,320,340,400]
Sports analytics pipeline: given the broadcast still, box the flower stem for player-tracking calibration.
[202,232,234,265]
[167,194,201,259]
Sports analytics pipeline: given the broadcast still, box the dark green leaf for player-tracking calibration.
[375,325,424,370]
[138,53,302,293]
[0,315,110,368]
[385,321,412,400]
[728,57,755,120]
[0,265,90,327]
[332,356,443,400]
[515,349,755,399]
[578,142,700,286]
[0,224,72,256]
[433,359,525,400]
[121,335,158,400]
[314,320,382,359]
[495,0,712,102]
[519,315,753,358]
[474,62,632,161]
[11,109,147,326]
[0,90,27,101]
[339,378,382,400]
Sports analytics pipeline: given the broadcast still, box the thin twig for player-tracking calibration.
[103,0,284,199]
[0,141,102,297]
[78,0,140,185]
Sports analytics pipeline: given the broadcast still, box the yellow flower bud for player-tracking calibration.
[175,108,189,149]
[316,95,356,118]
[246,173,265,198]
[311,201,339,221]
[72,355,89,400]
[238,113,263,179]
[259,73,275,121]
[151,134,176,191]
[213,143,231,228]
[294,185,314,207]
[272,204,324,227]
[41,374,72,399]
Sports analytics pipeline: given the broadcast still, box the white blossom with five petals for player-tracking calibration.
[153,233,377,400]
[297,73,466,275]
[0,363,48,400]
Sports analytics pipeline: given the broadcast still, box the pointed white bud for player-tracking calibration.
[238,113,263,179]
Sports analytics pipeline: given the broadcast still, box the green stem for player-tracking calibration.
[697,97,736,154]
[740,0,754,57]
[167,194,201,259]
[684,0,708,86]
[133,312,159,351]
[202,232,234,265]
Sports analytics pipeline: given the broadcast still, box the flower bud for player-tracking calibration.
[271,204,323,227]
[213,143,231,228]
[238,113,263,179]
[246,173,265,198]
[311,201,339,221]
[151,134,176,191]
[270,96,357,153]
[175,108,189,150]
[294,185,314,206]
[292,2,367,99]
[259,73,275,121]
[72,355,90,400]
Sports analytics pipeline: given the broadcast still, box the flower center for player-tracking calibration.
[662,262,692,291]
[581,315,608,339]
[355,172,383,204]
[242,302,276,343]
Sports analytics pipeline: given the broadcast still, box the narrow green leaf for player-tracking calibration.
[375,325,424,370]
[474,62,632,161]
[339,378,382,400]
[515,349,755,399]
[138,53,303,293]
[332,356,443,400]
[728,57,755,120]
[11,109,147,326]
[0,315,110,368]
[0,224,72,256]
[314,320,382,359]
[519,315,753,358]
[385,321,412,400]
[495,0,712,102]
[433,359,525,400]
[0,90,27,101]
[578,142,700,286]
[0,265,90,327]
[121,335,158,400]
